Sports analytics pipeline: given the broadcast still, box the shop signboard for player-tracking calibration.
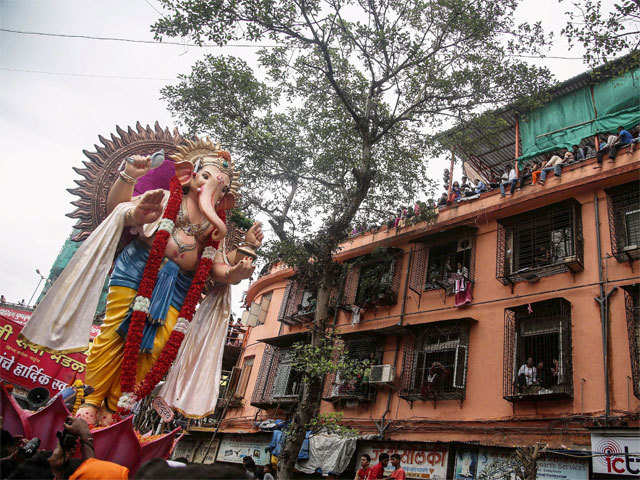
[536,458,588,480]
[216,435,271,466]
[357,444,448,479]
[0,315,86,396]
[591,431,640,477]
[456,449,587,480]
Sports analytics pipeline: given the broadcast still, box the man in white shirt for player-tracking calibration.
[538,152,564,184]
[500,165,518,197]
[516,357,537,391]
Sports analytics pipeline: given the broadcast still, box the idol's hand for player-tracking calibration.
[125,154,152,179]
[244,222,264,249]
[227,257,256,284]
[132,190,164,225]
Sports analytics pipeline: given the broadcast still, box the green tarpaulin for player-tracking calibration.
[518,67,640,166]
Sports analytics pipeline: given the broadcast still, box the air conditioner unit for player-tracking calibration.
[369,364,394,384]
[457,238,471,252]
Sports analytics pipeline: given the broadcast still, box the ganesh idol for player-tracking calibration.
[20,137,262,426]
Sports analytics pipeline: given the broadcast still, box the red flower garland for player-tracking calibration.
[120,176,183,395]
[119,174,228,409]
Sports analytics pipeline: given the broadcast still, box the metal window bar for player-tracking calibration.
[399,323,469,401]
[325,340,380,402]
[503,298,573,401]
[623,285,640,399]
[606,182,640,262]
[497,200,583,284]
[425,240,473,293]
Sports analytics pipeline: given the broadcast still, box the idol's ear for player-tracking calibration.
[175,161,194,185]
[219,193,236,211]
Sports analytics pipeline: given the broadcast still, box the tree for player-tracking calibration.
[562,0,640,67]
[153,1,554,477]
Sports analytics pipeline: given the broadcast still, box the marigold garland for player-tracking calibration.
[119,175,226,411]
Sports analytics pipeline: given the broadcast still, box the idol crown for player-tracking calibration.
[173,136,240,197]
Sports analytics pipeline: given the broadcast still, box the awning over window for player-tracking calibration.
[518,67,640,166]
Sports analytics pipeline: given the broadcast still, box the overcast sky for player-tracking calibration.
[0,0,610,312]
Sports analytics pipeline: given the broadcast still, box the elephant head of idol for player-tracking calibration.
[173,137,240,242]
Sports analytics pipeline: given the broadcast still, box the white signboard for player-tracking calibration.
[216,435,271,466]
[462,449,587,480]
[591,431,640,477]
[357,444,448,479]
[536,459,588,480]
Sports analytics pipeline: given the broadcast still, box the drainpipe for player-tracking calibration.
[593,193,617,421]
[380,249,414,432]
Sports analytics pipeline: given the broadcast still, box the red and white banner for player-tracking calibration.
[591,431,640,477]
[0,314,87,396]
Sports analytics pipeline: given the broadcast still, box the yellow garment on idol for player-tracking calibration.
[84,286,178,411]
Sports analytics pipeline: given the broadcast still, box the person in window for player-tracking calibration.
[536,361,550,388]
[551,358,561,385]
[456,262,469,280]
[571,144,585,162]
[516,357,537,391]
[437,192,448,207]
[538,152,564,184]
[367,453,389,480]
[473,178,487,195]
[421,361,451,398]
[500,165,518,197]
[534,244,551,266]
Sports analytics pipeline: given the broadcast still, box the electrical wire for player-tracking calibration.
[0,28,583,60]
[0,66,173,81]
[0,27,279,48]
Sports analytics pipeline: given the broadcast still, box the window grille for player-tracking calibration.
[343,251,403,308]
[496,200,583,284]
[606,182,640,262]
[623,285,640,399]
[272,349,303,399]
[424,239,473,292]
[323,338,381,403]
[503,298,573,401]
[399,321,470,401]
[235,357,254,399]
[277,280,312,325]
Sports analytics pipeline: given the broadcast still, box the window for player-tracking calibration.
[497,200,583,284]
[623,285,640,399]
[235,356,255,399]
[343,249,403,308]
[272,350,302,398]
[278,280,317,325]
[251,345,302,407]
[242,292,272,327]
[400,321,470,402]
[323,339,381,403]
[425,239,472,290]
[503,299,572,401]
[606,181,640,261]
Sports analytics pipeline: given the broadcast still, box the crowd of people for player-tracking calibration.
[355,453,406,480]
[347,125,638,240]
[439,124,639,205]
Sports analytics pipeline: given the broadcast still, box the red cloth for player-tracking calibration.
[356,466,370,480]
[391,468,406,480]
[454,282,473,307]
[367,462,385,479]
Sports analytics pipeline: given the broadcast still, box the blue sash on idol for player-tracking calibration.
[112,241,193,352]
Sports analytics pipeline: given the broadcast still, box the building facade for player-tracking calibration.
[203,63,640,478]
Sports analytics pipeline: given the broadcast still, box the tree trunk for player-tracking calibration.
[277,279,331,480]
[516,443,542,480]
